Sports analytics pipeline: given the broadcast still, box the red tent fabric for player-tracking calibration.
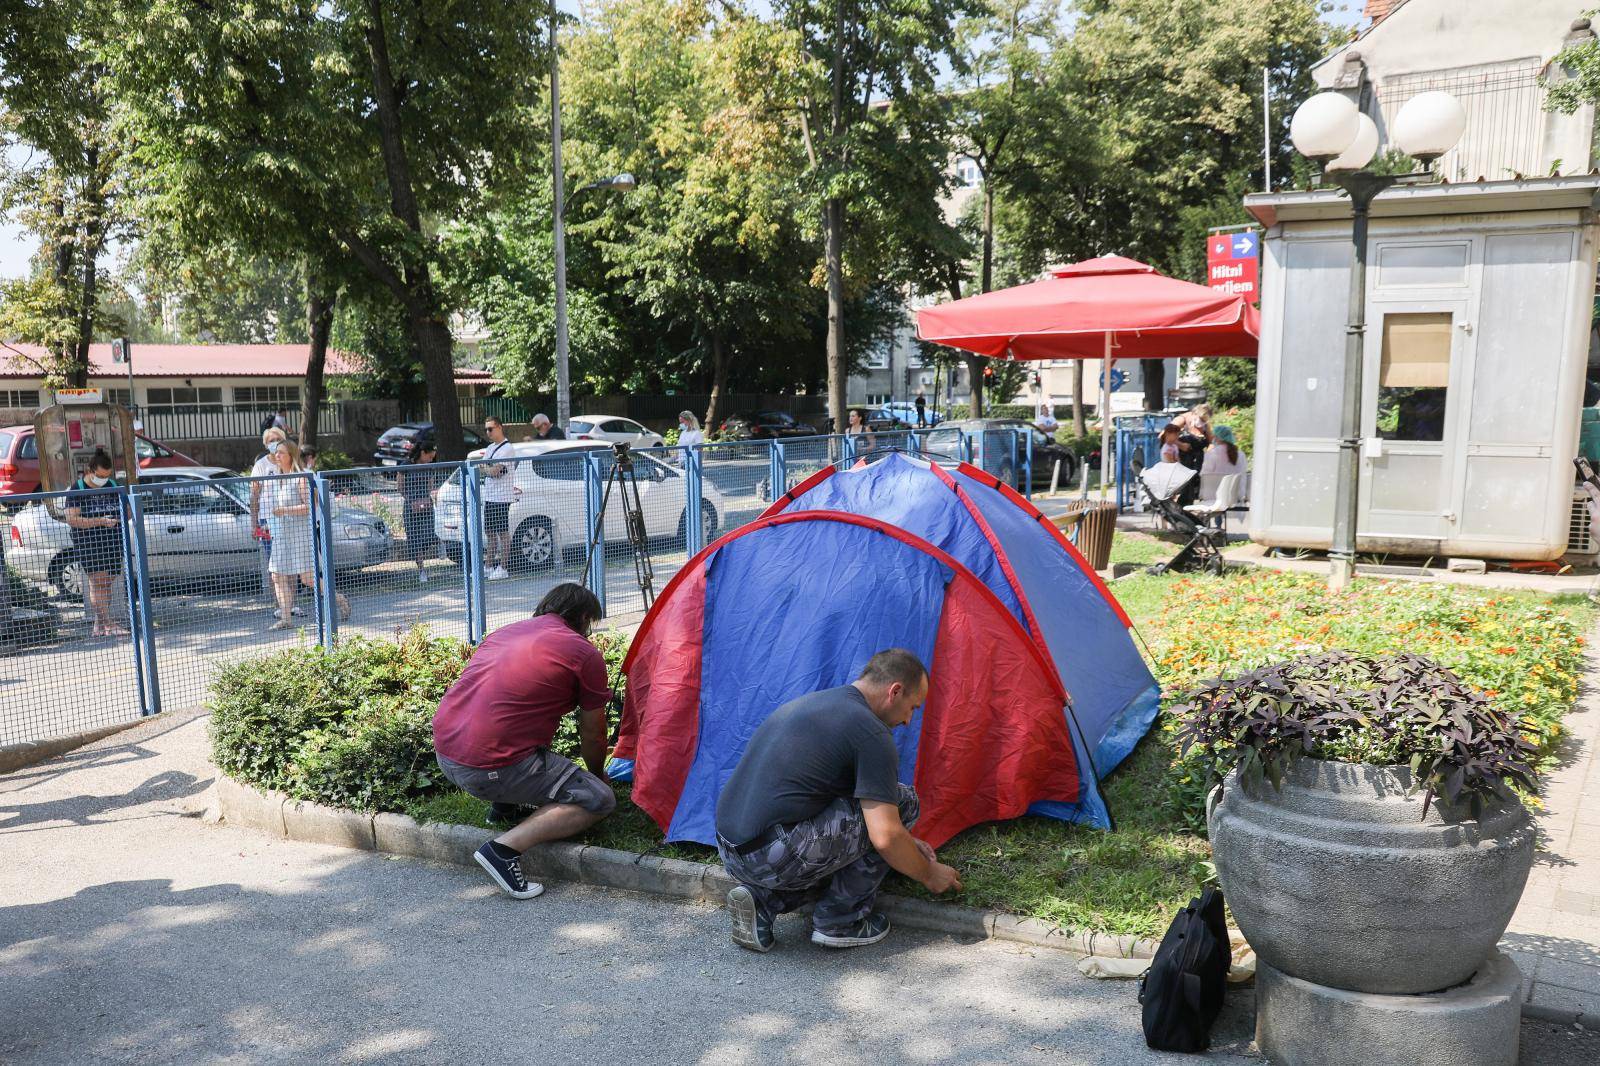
[914,255,1259,361]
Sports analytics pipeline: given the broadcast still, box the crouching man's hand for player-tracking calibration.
[919,854,962,894]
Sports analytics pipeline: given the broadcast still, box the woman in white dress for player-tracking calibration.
[264,440,350,630]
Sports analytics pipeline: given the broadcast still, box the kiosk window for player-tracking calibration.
[1377,312,1451,442]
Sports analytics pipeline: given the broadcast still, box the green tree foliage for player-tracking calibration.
[105,0,548,458]
[1196,356,1258,408]
[0,0,128,385]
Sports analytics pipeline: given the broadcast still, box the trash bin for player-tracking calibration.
[1060,500,1117,572]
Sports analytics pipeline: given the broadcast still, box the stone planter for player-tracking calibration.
[1208,758,1533,995]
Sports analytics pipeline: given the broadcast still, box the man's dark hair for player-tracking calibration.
[535,582,602,631]
[88,448,114,473]
[858,649,928,689]
[485,417,503,431]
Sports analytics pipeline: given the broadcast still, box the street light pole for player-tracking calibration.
[550,0,571,431]
[1327,171,1396,589]
[1289,89,1465,589]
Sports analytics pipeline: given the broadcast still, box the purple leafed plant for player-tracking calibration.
[1176,650,1538,819]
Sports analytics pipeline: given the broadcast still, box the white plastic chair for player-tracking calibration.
[1186,473,1243,534]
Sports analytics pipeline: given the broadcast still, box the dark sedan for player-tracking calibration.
[941,418,1078,489]
[373,422,489,465]
[717,411,819,440]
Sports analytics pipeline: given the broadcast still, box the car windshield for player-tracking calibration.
[207,475,251,509]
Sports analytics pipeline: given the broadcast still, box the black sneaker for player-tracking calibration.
[727,885,775,953]
[485,803,532,827]
[811,911,891,948]
[473,841,545,900]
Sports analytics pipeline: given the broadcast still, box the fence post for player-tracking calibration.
[1115,420,1127,512]
[960,431,974,464]
[311,473,337,649]
[684,446,704,555]
[464,461,486,643]
[769,440,785,505]
[907,431,920,457]
[842,433,856,464]
[585,451,607,616]
[122,489,159,717]
[1019,428,1032,499]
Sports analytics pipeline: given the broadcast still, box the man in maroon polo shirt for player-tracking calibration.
[433,583,617,899]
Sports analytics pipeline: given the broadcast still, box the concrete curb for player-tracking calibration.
[0,713,173,775]
[210,775,1158,960]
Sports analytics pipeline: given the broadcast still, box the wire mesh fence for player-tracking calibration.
[1,427,1036,747]
[0,486,143,746]
[699,439,782,536]
[322,462,468,643]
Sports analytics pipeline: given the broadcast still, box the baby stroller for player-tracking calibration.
[1139,461,1227,575]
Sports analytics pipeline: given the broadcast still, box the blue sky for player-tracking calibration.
[0,1,1367,282]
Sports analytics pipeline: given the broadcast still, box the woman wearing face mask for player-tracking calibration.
[64,449,129,638]
[263,439,350,630]
[675,411,704,465]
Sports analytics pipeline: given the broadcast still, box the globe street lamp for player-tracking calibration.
[1289,89,1466,588]
[552,170,635,430]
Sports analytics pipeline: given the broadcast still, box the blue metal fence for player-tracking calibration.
[0,429,1030,747]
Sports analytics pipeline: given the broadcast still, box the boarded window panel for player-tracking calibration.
[1276,241,1349,440]
[1380,313,1452,388]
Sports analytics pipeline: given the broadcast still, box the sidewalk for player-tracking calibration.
[1504,633,1600,1025]
[0,709,1264,1065]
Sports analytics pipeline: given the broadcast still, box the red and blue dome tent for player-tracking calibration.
[611,452,1159,847]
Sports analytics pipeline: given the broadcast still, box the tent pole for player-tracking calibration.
[1099,334,1113,500]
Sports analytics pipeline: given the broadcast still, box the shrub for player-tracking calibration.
[1177,650,1538,817]
[209,626,631,811]
[1196,357,1257,408]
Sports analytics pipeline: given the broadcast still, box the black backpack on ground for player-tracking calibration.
[1137,886,1230,1053]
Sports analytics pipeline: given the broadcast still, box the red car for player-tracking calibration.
[0,424,201,498]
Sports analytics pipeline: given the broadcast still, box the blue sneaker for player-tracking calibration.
[727,886,775,952]
[474,841,545,900]
[811,911,891,948]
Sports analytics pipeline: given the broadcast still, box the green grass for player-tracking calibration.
[400,565,1595,943]
[1109,531,1181,569]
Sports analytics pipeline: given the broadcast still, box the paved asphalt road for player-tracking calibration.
[5,711,1597,1064]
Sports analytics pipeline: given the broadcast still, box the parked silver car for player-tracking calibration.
[5,467,392,599]
[433,441,724,570]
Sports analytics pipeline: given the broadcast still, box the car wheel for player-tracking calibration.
[510,516,556,572]
[49,552,85,601]
[701,500,719,543]
[998,460,1015,488]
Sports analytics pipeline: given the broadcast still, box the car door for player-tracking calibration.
[614,418,655,446]
[137,476,211,577]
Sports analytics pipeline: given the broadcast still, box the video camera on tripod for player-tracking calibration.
[579,440,657,609]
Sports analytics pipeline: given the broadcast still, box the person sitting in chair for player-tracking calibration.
[715,650,962,952]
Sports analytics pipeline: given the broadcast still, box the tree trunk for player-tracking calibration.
[360,0,464,459]
[704,330,728,434]
[300,281,336,448]
[824,197,847,432]
[1072,359,1086,437]
[1141,358,1166,413]
[967,355,985,417]
[50,196,78,385]
[70,147,107,389]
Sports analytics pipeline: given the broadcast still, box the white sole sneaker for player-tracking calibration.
[810,916,891,948]
[727,885,773,953]
[473,849,545,900]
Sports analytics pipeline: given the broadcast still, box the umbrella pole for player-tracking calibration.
[1100,334,1114,501]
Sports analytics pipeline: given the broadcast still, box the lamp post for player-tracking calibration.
[552,169,635,430]
[548,1,636,430]
[1289,89,1466,588]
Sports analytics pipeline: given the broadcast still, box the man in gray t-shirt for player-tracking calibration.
[714,649,962,953]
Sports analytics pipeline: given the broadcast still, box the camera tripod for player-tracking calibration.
[580,441,656,609]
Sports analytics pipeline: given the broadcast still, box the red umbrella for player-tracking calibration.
[915,255,1259,496]
[915,255,1259,360]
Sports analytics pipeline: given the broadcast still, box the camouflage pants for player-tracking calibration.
[717,784,919,935]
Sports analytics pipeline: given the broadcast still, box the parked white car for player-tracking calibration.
[433,441,724,570]
[5,466,392,599]
[567,414,666,449]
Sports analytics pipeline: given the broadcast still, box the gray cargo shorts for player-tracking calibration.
[436,748,617,816]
